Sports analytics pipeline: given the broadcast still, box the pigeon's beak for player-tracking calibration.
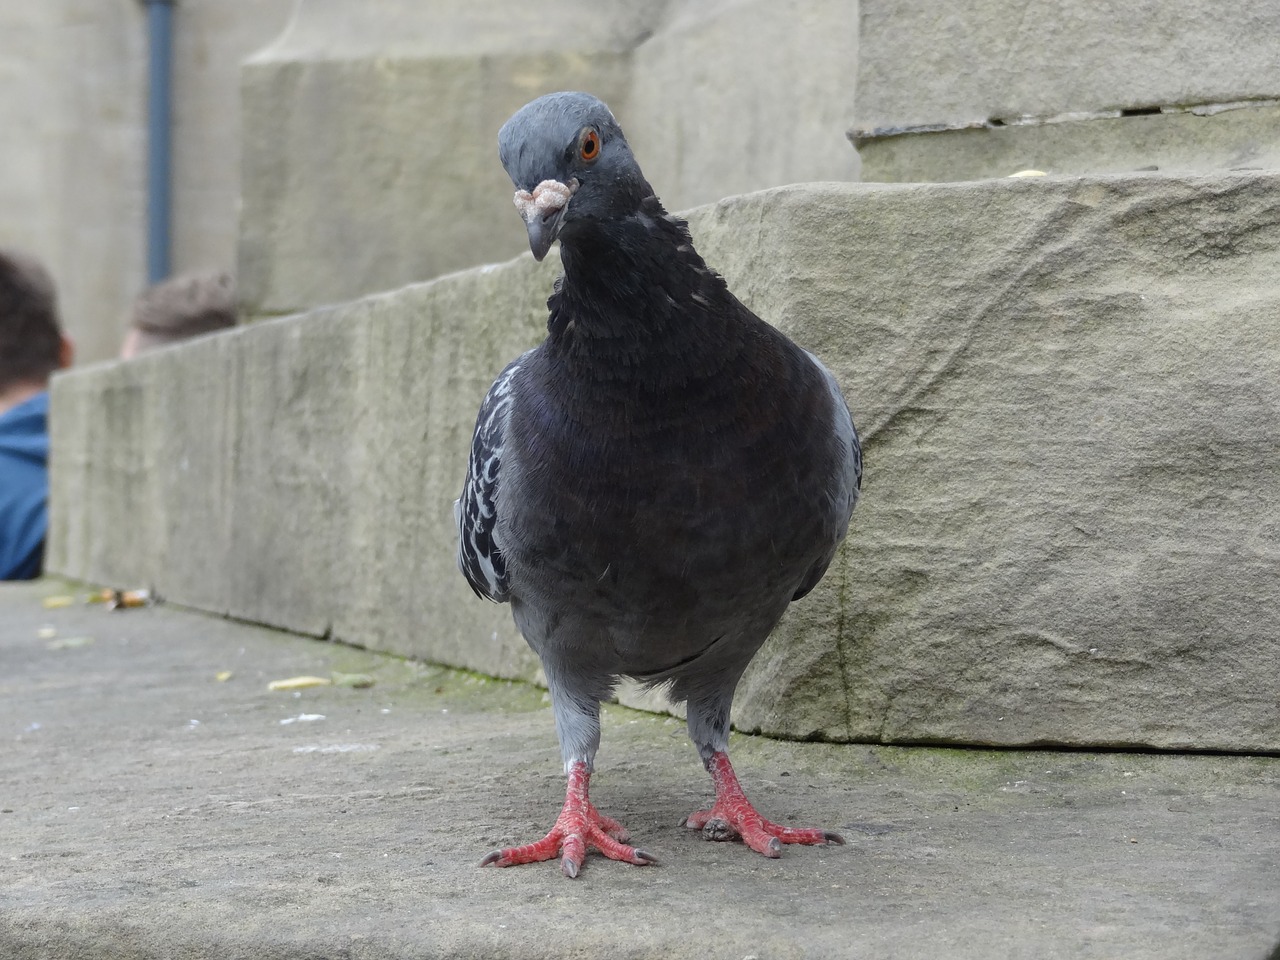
[513,179,577,262]
[523,206,567,262]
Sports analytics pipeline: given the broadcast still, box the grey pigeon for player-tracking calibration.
[456,91,862,877]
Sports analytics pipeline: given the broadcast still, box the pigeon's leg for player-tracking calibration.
[480,668,656,877]
[684,696,844,858]
[480,760,655,877]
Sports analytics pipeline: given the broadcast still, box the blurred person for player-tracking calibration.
[120,270,236,359]
[0,248,73,580]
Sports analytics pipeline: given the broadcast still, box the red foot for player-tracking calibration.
[684,751,845,858]
[481,761,657,878]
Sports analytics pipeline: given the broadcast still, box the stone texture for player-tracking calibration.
[853,1,1280,185]
[49,173,1280,753]
[855,0,1280,133]
[237,0,860,319]
[50,257,558,683]
[168,0,296,277]
[682,175,1280,752]
[6,579,1279,960]
[626,0,859,211]
[859,104,1280,183]
[236,0,648,320]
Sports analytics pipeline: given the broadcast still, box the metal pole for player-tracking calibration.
[143,0,175,284]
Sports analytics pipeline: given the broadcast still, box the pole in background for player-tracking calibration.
[143,0,175,284]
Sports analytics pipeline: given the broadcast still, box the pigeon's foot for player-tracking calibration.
[683,751,845,858]
[480,760,657,878]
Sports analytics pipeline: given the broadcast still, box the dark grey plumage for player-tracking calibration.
[456,91,861,876]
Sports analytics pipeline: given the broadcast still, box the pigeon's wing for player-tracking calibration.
[455,354,529,602]
[791,352,862,602]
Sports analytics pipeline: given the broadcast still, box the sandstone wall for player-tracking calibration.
[7,0,1279,364]
[49,174,1280,753]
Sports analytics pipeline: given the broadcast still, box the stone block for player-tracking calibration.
[237,0,861,318]
[50,172,1280,753]
[858,104,1280,183]
[855,0,1280,134]
[237,53,635,320]
[237,0,656,319]
[51,256,561,681]
[626,0,859,211]
[684,174,1280,752]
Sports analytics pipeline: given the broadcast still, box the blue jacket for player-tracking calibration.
[0,391,50,580]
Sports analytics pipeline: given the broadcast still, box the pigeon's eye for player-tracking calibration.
[578,129,601,163]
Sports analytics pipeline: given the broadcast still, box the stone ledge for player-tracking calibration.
[50,173,1280,752]
[856,0,1280,131]
[856,103,1280,183]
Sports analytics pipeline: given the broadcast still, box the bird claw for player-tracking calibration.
[480,762,655,877]
[560,844,655,877]
[684,751,846,858]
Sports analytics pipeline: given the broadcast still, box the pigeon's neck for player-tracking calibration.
[548,203,740,387]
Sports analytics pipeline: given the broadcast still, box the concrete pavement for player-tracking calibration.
[2,579,1278,959]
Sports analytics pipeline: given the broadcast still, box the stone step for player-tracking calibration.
[48,172,1280,752]
[3,580,1278,960]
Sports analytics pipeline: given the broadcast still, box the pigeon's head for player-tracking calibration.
[498,92,650,261]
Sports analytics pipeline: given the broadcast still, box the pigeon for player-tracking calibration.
[456,91,862,877]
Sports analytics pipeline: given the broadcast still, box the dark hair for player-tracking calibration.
[0,248,63,394]
[130,270,236,352]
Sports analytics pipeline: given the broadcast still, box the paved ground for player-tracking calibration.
[1,579,1278,960]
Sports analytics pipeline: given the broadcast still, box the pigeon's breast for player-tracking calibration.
[496,340,846,666]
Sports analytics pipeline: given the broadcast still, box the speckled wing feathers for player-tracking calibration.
[455,356,526,602]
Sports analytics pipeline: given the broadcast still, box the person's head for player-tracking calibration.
[120,270,236,359]
[0,248,71,408]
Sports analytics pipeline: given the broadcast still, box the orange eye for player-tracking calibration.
[579,129,600,162]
